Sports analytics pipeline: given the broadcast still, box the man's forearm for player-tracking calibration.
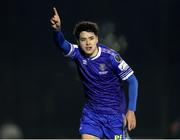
[126,74,138,111]
[53,31,71,54]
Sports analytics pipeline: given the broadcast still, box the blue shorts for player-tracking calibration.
[79,107,127,139]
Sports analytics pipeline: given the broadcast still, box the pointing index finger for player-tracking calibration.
[53,7,58,15]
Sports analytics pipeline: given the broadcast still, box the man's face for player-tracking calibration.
[78,31,98,57]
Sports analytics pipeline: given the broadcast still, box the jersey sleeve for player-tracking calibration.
[111,53,134,80]
[54,31,79,60]
[64,43,79,60]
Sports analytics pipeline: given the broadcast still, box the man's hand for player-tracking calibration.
[50,7,61,31]
[125,110,136,131]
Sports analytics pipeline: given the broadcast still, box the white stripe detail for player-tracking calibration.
[122,71,134,81]
[73,44,78,48]
[91,47,101,60]
[65,44,78,57]
[121,68,132,77]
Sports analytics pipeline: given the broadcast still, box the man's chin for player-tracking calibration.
[84,52,93,57]
[84,50,92,54]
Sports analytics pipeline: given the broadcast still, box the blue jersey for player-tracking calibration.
[66,43,134,114]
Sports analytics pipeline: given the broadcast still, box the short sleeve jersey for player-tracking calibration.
[66,43,134,114]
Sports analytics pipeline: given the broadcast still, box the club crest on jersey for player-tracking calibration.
[99,64,106,71]
[99,64,108,75]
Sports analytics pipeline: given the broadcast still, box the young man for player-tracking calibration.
[50,7,138,139]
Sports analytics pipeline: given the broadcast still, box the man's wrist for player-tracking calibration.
[127,109,135,113]
[53,27,61,32]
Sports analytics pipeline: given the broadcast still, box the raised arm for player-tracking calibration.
[50,7,71,54]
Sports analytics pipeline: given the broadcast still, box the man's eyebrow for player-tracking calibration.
[80,37,86,39]
[80,36,94,39]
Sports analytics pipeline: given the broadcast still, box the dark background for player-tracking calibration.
[0,0,180,138]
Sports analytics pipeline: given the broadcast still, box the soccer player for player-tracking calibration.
[50,7,138,139]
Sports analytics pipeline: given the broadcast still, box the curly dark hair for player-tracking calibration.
[73,21,99,39]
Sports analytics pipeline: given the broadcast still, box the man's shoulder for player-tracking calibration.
[99,44,119,57]
[99,44,122,63]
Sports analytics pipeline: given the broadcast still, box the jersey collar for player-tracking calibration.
[91,46,101,60]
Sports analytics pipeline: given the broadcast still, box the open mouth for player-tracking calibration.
[86,47,92,51]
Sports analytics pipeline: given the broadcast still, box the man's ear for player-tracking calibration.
[96,36,99,43]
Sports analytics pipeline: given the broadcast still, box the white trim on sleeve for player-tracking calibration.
[122,71,134,80]
[65,44,78,57]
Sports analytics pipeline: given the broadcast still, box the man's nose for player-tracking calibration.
[86,40,90,45]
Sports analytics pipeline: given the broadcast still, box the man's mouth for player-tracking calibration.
[86,47,92,51]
